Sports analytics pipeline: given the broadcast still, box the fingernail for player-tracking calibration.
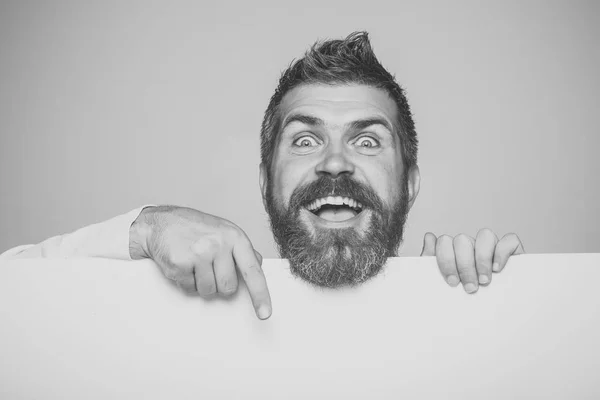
[257,305,271,320]
[479,275,489,284]
[492,262,500,272]
[464,283,478,293]
[446,275,460,286]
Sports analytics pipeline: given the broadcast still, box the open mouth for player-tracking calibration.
[304,196,365,222]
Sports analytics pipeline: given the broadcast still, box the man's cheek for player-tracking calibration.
[274,185,295,213]
[279,163,313,202]
[269,181,291,214]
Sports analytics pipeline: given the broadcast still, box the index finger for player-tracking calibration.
[232,237,272,320]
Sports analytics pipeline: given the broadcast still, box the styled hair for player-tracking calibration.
[260,31,418,181]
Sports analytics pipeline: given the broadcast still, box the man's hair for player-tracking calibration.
[260,31,418,181]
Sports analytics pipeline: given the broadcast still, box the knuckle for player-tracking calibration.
[204,237,222,252]
[232,228,254,249]
[191,236,224,257]
[219,277,238,295]
[475,255,492,268]
[168,253,191,268]
[242,263,263,280]
[457,263,475,274]
[226,224,245,241]
[247,262,260,270]
[438,261,455,272]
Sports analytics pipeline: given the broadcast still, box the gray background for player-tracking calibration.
[1,0,598,257]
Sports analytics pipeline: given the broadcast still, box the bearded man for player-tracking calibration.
[0,32,525,320]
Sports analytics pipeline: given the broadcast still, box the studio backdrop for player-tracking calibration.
[0,0,598,255]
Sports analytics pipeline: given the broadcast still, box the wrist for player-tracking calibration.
[129,206,155,260]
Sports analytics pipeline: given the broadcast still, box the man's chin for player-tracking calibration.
[285,243,389,289]
[281,210,390,288]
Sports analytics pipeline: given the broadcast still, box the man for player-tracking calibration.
[1,32,524,320]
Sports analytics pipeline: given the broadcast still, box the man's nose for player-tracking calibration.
[315,145,355,178]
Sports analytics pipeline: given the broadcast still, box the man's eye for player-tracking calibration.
[293,136,319,148]
[355,136,380,148]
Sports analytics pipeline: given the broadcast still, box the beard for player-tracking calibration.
[265,173,410,288]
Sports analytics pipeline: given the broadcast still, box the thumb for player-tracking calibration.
[492,233,525,273]
[420,232,437,256]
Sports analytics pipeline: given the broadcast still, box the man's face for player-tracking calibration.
[261,84,420,288]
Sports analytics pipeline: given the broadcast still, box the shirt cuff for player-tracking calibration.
[63,205,155,260]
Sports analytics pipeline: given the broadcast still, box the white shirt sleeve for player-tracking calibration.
[0,206,154,260]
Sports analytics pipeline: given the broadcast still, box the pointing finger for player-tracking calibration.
[233,236,272,320]
[493,233,525,273]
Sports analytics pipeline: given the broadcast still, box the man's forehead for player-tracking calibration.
[278,84,398,127]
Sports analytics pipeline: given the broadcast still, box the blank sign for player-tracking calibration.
[1,254,599,399]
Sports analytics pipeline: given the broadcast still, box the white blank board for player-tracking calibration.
[1,254,599,399]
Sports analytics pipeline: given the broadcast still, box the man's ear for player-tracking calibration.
[259,163,268,210]
[406,165,421,211]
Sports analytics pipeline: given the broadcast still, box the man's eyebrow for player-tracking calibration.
[281,114,325,131]
[280,114,395,135]
[348,117,394,133]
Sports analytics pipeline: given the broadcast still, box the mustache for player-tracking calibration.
[288,175,384,212]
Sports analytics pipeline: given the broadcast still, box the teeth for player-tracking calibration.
[306,196,364,212]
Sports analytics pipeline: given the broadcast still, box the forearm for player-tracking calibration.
[0,206,154,260]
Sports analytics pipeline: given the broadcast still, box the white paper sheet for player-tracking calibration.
[1,254,599,399]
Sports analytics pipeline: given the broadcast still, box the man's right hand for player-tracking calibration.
[129,205,271,320]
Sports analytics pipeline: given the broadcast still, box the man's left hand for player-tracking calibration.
[420,229,525,293]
